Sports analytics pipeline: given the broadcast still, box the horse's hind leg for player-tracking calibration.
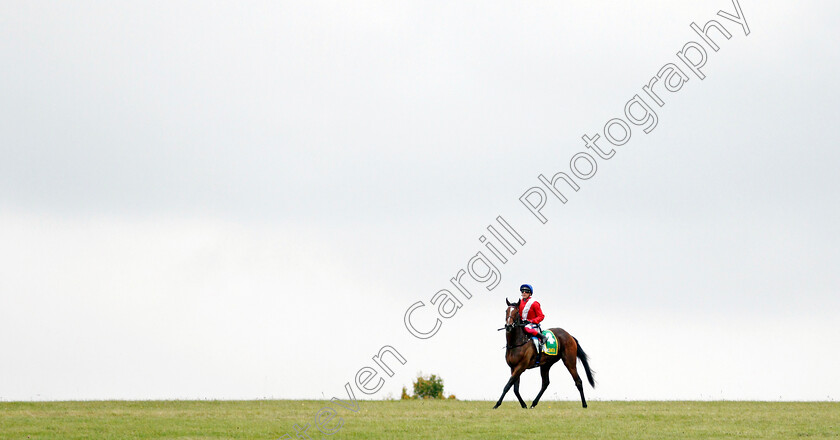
[563,353,587,408]
[512,377,527,408]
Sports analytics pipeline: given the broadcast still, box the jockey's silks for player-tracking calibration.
[519,297,544,324]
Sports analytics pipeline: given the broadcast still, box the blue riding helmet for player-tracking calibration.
[519,284,533,294]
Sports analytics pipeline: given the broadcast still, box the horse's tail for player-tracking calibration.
[573,336,595,388]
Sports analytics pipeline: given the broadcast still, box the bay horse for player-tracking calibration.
[493,298,595,409]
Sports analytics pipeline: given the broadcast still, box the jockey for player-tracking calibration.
[519,284,546,346]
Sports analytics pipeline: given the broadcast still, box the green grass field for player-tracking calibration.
[1,400,838,439]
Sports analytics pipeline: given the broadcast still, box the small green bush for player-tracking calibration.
[411,374,445,399]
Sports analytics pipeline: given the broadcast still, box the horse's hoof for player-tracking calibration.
[493,404,499,409]
[582,403,588,408]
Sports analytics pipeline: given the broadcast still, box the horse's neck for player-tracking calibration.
[506,325,528,347]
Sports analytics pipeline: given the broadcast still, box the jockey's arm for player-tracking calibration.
[530,301,545,324]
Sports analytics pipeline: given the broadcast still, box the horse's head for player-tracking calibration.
[504,298,521,333]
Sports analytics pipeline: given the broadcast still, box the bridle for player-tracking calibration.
[498,305,527,331]
[498,305,530,349]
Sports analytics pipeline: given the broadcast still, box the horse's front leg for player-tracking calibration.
[493,376,516,409]
[493,365,526,409]
[530,364,551,408]
[513,377,528,408]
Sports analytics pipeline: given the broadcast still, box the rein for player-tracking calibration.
[496,322,527,331]
[499,317,531,350]
[505,339,531,350]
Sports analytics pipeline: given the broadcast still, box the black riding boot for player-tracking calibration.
[537,332,547,348]
[534,333,545,366]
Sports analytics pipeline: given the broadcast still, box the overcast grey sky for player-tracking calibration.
[1,0,838,402]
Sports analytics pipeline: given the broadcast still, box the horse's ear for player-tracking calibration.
[505,298,512,306]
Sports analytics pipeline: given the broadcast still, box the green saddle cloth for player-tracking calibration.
[541,330,558,356]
